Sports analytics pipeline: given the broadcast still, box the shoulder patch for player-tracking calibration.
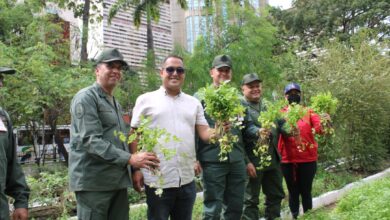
[75,103,85,119]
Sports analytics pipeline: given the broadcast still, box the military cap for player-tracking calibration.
[241,73,262,85]
[0,67,16,74]
[284,82,301,94]
[95,48,128,67]
[212,54,232,69]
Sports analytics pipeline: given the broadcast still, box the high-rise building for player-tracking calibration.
[170,0,268,52]
[54,0,173,68]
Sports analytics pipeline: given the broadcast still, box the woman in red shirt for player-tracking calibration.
[278,83,329,219]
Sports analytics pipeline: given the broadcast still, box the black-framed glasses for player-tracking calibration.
[164,66,185,75]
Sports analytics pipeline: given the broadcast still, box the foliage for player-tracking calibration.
[301,176,390,220]
[255,99,286,169]
[310,92,338,115]
[291,33,390,171]
[0,2,93,165]
[27,170,75,218]
[282,103,307,133]
[183,2,282,96]
[270,0,390,46]
[310,92,339,138]
[197,82,245,161]
[116,116,180,196]
[258,99,286,130]
[49,0,103,62]
[335,176,390,219]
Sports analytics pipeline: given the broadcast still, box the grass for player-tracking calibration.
[129,167,363,219]
[300,175,390,220]
[21,163,385,219]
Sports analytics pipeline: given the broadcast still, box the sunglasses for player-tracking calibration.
[164,66,185,75]
[106,61,123,70]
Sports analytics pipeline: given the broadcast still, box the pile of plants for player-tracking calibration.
[197,82,246,161]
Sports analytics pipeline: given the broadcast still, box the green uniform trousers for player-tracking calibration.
[75,189,128,220]
[242,166,284,220]
[201,160,247,220]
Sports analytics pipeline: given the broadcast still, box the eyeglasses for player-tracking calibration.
[164,66,185,75]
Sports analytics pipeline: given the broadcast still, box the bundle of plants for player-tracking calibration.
[198,82,245,161]
[283,103,308,151]
[256,99,286,169]
[310,91,338,136]
[116,116,180,196]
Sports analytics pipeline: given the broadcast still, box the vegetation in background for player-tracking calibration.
[288,32,390,171]
[182,1,282,96]
[0,1,93,166]
[270,0,390,46]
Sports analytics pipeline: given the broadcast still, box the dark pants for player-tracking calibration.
[281,161,317,219]
[201,160,247,220]
[242,166,285,220]
[75,189,129,220]
[145,181,196,220]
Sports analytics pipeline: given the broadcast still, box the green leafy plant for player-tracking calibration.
[310,92,338,136]
[283,103,308,151]
[198,82,246,161]
[115,115,181,196]
[26,170,75,219]
[255,99,286,169]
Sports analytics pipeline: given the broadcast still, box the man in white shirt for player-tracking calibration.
[130,55,211,220]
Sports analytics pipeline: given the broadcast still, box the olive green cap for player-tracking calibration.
[95,48,128,67]
[0,67,16,74]
[212,54,232,69]
[241,73,262,85]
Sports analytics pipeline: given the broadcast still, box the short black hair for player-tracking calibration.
[161,55,184,68]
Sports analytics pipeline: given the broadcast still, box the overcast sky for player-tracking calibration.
[268,0,292,10]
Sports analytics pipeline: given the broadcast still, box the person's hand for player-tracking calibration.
[321,113,331,122]
[246,163,257,178]
[132,170,144,192]
[207,128,216,140]
[129,152,160,169]
[194,161,202,176]
[12,208,28,220]
[259,128,271,139]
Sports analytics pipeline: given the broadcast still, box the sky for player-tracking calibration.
[268,0,292,10]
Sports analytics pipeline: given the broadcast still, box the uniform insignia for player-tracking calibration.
[0,116,8,132]
[75,103,85,118]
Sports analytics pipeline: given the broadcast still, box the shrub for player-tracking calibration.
[289,33,390,171]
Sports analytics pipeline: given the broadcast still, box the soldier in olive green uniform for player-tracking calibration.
[241,73,285,220]
[195,55,260,220]
[69,48,159,220]
[0,67,29,220]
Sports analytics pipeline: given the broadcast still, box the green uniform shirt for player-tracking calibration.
[0,107,29,220]
[69,83,131,191]
[241,98,282,170]
[194,92,259,163]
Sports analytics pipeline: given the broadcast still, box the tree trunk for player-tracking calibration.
[80,0,90,64]
[146,11,155,68]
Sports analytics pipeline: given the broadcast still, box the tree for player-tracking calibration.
[288,31,390,171]
[50,0,103,64]
[183,2,282,96]
[1,2,92,165]
[108,0,187,68]
[270,0,390,46]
